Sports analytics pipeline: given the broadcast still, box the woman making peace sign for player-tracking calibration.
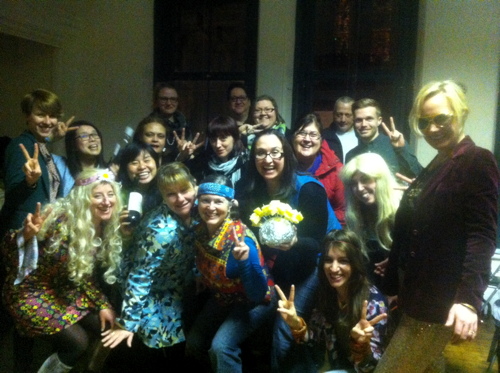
[277,230,388,373]
[185,175,276,372]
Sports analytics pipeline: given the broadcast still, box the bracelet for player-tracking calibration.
[460,303,477,314]
[290,316,307,343]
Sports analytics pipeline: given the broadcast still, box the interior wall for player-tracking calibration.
[256,0,297,127]
[0,34,55,138]
[0,0,154,160]
[414,0,500,166]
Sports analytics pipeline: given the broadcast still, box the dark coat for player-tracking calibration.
[384,136,499,323]
[0,131,63,235]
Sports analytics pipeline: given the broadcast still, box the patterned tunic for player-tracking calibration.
[308,286,388,372]
[195,219,273,306]
[2,221,112,337]
[117,204,197,348]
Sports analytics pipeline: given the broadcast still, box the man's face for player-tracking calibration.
[354,106,381,143]
[333,102,354,133]
[155,87,179,117]
[228,87,250,117]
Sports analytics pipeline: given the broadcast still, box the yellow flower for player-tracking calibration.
[250,213,261,227]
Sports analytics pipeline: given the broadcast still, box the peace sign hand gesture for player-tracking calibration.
[381,117,405,148]
[232,226,249,261]
[53,116,76,140]
[350,300,387,362]
[20,143,42,186]
[174,129,204,161]
[276,284,302,330]
[23,202,52,242]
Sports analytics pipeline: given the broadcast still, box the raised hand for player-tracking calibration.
[381,117,405,148]
[350,300,387,363]
[20,143,42,186]
[374,258,388,277]
[232,226,249,261]
[23,202,52,242]
[174,130,204,161]
[351,300,387,344]
[102,328,134,348]
[276,284,302,330]
[53,115,76,140]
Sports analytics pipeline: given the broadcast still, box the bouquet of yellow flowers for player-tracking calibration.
[249,200,303,247]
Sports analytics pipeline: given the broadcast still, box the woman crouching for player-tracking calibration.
[277,230,388,372]
[2,169,122,372]
[186,175,276,372]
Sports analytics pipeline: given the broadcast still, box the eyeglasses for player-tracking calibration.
[417,113,453,131]
[76,133,100,142]
[255,149,284,160]
[295,131,321,140]
[254,108,275,115]
[230,96,248,103]
[158,96,178,103]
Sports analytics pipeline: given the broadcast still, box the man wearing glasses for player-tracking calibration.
[226,82,251,127]
[151,82,192,156]
[345,98,422,178]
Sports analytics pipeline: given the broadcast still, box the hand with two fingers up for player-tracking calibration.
[20,143,42,187]
[350,300,387,363]
[380,117,405,148]
[232,226,249,261]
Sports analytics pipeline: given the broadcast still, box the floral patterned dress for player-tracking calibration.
[2,220,112,337]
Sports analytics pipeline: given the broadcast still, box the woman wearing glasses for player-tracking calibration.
[62,121,106,193]
[292,113,345,226]
[375,80,499,372]
[240,129,331,371]
[241,95,290,149]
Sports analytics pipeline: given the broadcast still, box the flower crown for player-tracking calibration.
[75,169,116,186]
[249,200,303,227]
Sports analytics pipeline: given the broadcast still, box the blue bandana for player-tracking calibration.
[197,183,235,199]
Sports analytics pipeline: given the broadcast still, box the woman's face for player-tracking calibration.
[90,183,117,226]
[75,125,102,157]
[26,107,58,142]
[162,183,196,221]
[293,122,322,162]
[351,171,377,206]
[209,134,235,162]
[253,99,277,129]
[323,247,352,294]
[198,193,230,233]
[420,93,462,154]
[126,150,157,185]
[142,122,166,154]
[254,134,285,184]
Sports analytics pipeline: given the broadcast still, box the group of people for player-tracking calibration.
[0,79,497,373]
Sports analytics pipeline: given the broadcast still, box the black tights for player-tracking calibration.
[43,312,101,366]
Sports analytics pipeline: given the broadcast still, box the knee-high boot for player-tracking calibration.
[37,352,73,373]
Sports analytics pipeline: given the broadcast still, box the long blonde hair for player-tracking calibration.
[340,153,401,251]
[37,169,123,284]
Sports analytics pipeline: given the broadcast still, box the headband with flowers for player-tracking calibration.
[75,169,116,187]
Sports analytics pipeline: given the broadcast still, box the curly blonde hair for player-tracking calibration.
[37,169,123,284]
[340,153,402,252]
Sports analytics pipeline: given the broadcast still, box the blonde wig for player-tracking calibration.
[340,153,401,252]
[37,169,123,284]
[409,80,469,137]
